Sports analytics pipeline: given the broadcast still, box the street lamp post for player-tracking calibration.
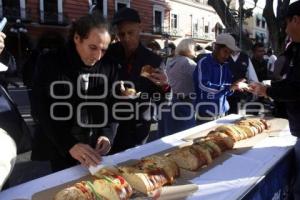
[225,0,232,33]
[9,19,27,72]
[239,0,245,50]
[162,32,170,63]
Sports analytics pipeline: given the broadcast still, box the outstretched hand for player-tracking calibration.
[231,78,251,92]
[248,82,268,97]
[95,136,111,156]
[69,143,101,168]
[147,69,168,87]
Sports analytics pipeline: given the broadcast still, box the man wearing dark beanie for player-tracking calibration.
[249,1,300,199]
[106,8,168,153]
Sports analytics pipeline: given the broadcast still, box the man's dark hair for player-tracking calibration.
[267,48,274,55]
[285,0,300,18]
[168,42,176,50]
[69,12,109,41]
[252,42,265,51]
[195,44,202,51]
[147,40,161,51]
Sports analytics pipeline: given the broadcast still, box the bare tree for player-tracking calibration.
[208,0,290,54]
[207,0,255,50]
[263,0,290,54]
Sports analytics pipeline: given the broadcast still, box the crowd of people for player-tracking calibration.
[0,1,300,199]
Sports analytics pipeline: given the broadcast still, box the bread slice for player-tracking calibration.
[259,118,270,129]
[215,125,242,141]
[236,118,267,133]
[118,166,167,194]
[231,125,248,140]
[141,155,179,183]
[93,166,121,178]
[93,175,133,200]
[237,121,260,135]
[206,131,235,150]
[191,143,213,165]
[123,88,137,96]
[54,181,95,200]
[54,186,89,200]
[140,65,155,78]
[235,125,255,138]
[167,146,207,171]
[249,120,264,133]
[201,140,222,158]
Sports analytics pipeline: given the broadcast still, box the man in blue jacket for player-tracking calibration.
[194,33,247,124]
[250,1,300,199]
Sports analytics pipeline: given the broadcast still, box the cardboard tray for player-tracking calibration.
[32,117,289,200]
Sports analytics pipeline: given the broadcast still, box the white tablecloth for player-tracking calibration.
[0,114,297,200]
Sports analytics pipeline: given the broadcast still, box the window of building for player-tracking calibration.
[1,0,20,20]
[256,17,260,27]
[154,10,162,33]
[40,0,64,25]
[115,0,130,11]
[153,5,164,34]
[193,19,199,37]
[194,21,198,33]
[255,32,264,42]
[171,13,178,29]
[260,33,265,42]
[262,20,265,29]
[89,0,108,17]
[95,0,103,11]
[205,25,209,33]
[0,0,27,20]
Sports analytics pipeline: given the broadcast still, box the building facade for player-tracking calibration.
[229,0,269,44]
[0,0,222,60]
[167,0,222,43]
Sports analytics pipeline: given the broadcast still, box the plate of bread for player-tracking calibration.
[33,118,272,200]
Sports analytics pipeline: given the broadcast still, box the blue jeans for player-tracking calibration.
[294,138,300,200]
[158,97,196,137]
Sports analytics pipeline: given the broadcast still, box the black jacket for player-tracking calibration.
[106,42,163,122]
[251,57,268,82]
[105,42,164,153]
[0,50,17,89]
[267,42,300,137]
[32,42,118,161]
[228,52,249,82]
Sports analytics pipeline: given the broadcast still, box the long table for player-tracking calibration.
[0,114,297,200]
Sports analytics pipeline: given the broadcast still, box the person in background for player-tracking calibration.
[249,1,300,199]
[23,33,65,115]
[165,42,176,65]
[227,50,258,114]
[32,13,118,171]
[146,40,162,56]
[0,32,17,90]
[273,43,295,81]
[106,8,168,153]
[251,42,268,82]
[159,38,197,137]
[22,32,65,90]
[194,33,248,124]
[266,48,277,78]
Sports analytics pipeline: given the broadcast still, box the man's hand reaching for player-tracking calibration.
[95,136,111,156]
